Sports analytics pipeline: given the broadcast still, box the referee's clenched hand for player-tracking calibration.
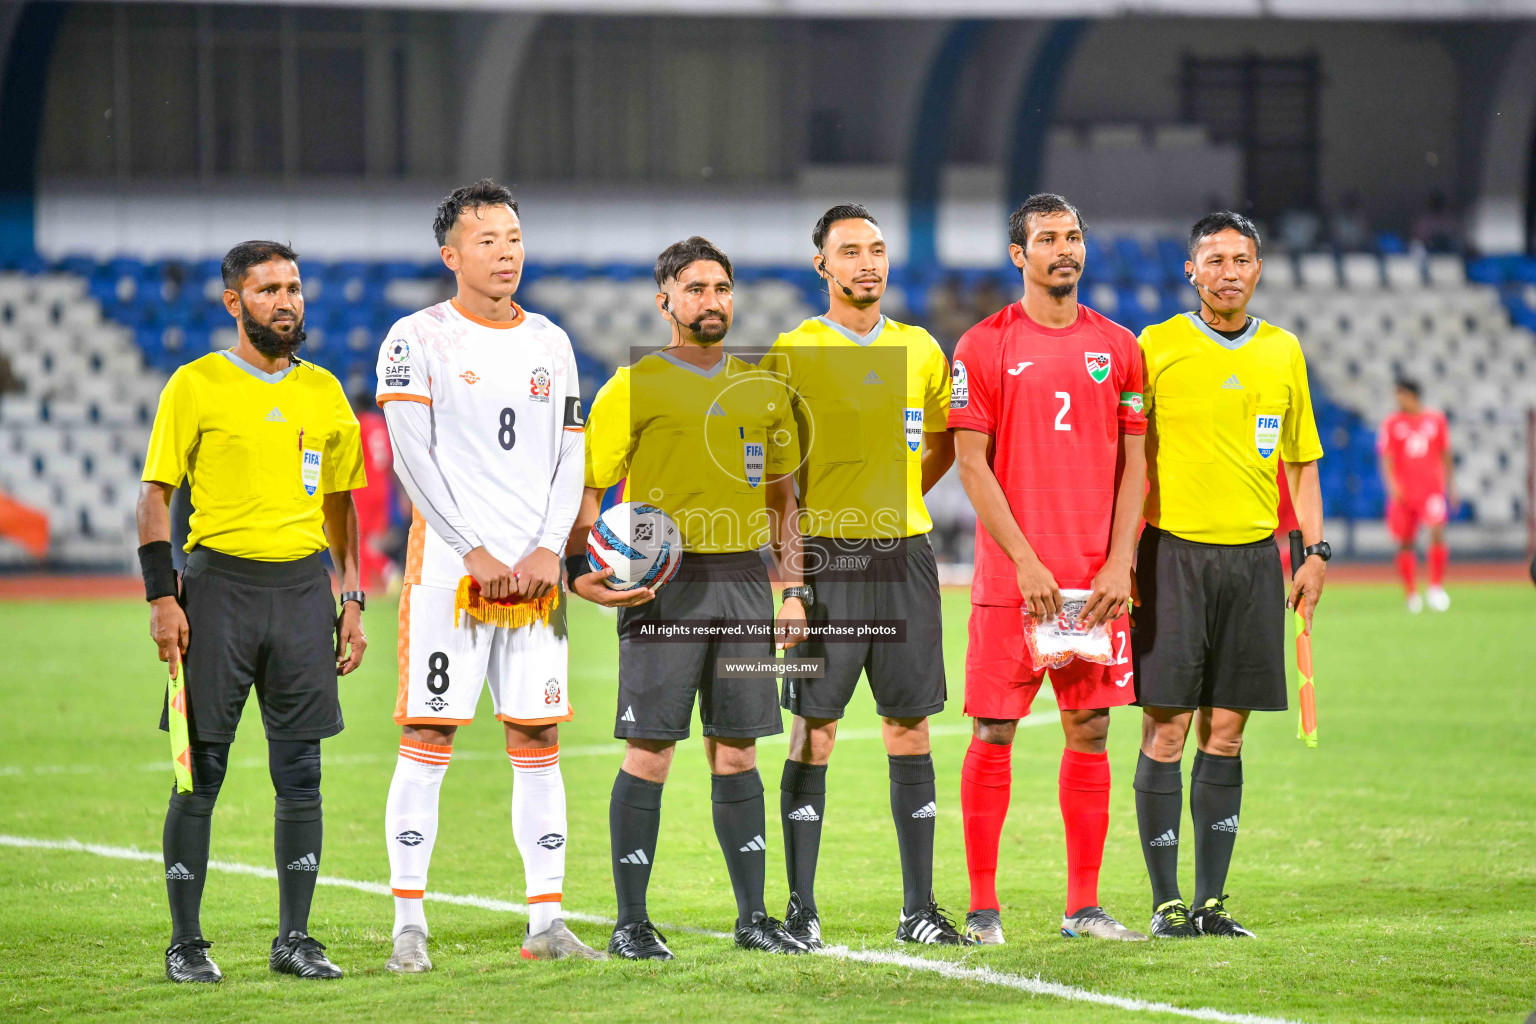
[149,595,189,665]
[335,601,366,675]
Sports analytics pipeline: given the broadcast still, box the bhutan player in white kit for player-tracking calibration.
[377,181,602,971]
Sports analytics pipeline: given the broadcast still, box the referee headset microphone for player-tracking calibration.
[660,295,707,335]
[817,257,856,298]
[1187,267,1224,328]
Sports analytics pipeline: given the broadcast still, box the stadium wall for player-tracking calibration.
[21,5,1536,257]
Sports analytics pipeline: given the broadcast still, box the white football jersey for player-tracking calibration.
[376,299,584,589]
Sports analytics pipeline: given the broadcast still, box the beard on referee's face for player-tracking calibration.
[240,297,306,360]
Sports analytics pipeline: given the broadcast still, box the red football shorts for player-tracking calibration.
[1387,492,1448,543]
[964,604,1136,719]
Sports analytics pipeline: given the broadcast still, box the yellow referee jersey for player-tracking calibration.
[766,316,950,539]
[585,349,799,554]
[1139,313,1324,544]
[143,352,366,561]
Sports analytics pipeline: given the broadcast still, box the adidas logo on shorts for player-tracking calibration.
[166,861,195,880]
[1149,829,1178,847]
[787,805,820,822]
[1211,815,1240,833]
[618,849,650,865]
[911,801,937,819]
[287,853,319,872]
[620,706,636,723]
[739,835,767,853]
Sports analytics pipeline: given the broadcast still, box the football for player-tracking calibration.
[585,501,684,592]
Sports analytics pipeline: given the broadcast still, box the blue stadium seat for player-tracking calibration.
[1154,238,1188,286]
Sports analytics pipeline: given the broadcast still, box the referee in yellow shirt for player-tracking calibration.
[1132,213,1328,941]
[568,237,808,958]
[137,241,368,983]
[768,204,962,947]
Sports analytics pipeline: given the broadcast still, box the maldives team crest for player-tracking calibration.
[1084,352,1111,384]
[529,366,552,402]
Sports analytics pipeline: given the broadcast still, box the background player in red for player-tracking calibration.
[1378,378,1455,613]
[949,194,1149,944]
[351,391,398,592]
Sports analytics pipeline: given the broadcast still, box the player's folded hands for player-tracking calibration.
[464,546,517,600]
[513,548,561,600]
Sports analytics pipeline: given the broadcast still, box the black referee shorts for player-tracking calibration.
[1131,526,1287,712]
[160,547,343,743]
[614,550,783,742]
[781,534,946,721]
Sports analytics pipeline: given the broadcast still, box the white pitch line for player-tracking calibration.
[824,947,1306,1024]
[2,832,1303,1024]
[5,714,1064,778]
[0,834,725,936]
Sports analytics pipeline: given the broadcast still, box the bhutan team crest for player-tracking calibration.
[544,678,562,705]
[529,367,552,402]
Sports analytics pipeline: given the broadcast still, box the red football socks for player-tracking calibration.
[1059,748,1111,916]
[1395,549,1417,596]
[1428,543,1448,587]
[960,737,1012,912]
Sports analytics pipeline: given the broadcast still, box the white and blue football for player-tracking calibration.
[586,502,683,592]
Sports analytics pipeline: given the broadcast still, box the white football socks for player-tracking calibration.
[386,737,451,937]
[509,744,566,936]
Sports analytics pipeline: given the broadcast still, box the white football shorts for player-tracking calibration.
[394,583,571,726]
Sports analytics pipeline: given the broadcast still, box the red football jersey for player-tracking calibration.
[1377,410,1448,499]
[949,302,1145,604]
[355,408,394,517]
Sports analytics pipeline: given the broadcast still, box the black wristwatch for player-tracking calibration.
[1302,541,1332,563]
[781,585,815,609]
[340,590,366,611]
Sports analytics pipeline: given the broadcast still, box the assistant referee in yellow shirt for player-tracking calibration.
[568,236,808,959]
[137,241,368,983]
[1131,213,1328,941]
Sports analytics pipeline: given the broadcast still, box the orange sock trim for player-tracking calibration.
[399,736,452,766]
[527,892,562,904]
[392,888,425,899]
[508,744,559,770]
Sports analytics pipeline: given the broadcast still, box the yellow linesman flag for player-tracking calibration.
[168,659,193,793]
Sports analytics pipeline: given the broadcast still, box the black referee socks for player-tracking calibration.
[1134,752,1184,909]
[274,795,323,939]
[888,754,937,916]
[712,769,768,927]
[611,770,664,928]
[1190,751,1243,907]
[271,738,324,939]
[163,742,230,945]
[780,760,828,915]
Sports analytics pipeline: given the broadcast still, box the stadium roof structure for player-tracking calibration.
[90,0,1536,16]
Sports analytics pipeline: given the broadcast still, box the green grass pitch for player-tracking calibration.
[2,582,1534,1023]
